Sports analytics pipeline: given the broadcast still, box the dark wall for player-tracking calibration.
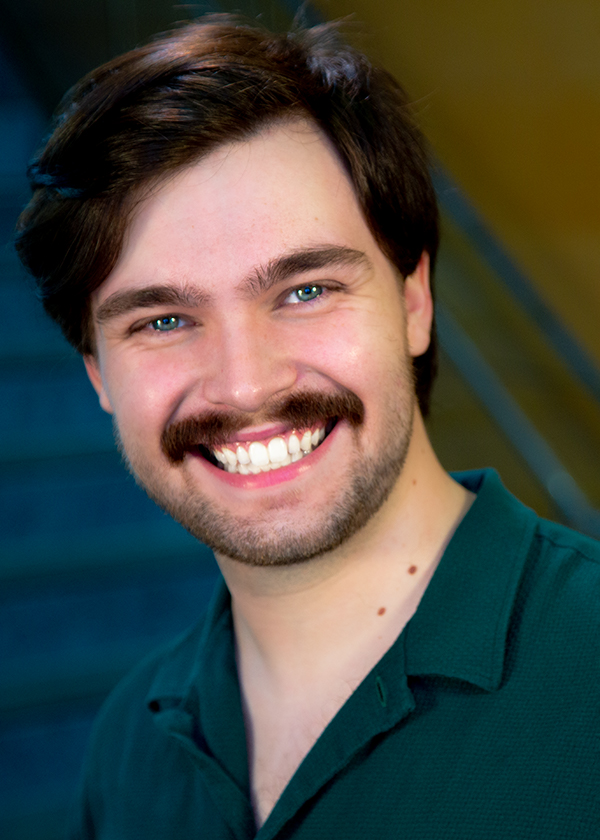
[0,0,305,114]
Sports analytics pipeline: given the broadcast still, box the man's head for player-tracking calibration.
[16,14,438,413]
[16,16,439,566]
[80,118,433,565]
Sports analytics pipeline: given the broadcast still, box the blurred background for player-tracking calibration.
[1,1,599,836]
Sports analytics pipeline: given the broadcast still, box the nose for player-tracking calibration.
[200,316,298,413]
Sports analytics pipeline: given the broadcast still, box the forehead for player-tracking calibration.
[97,119,387,302]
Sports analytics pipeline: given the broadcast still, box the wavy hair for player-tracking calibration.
[16,14,439,413]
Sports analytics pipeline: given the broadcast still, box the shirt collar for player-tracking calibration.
[404,468,538,690]
[145,581,230,710]
[146,578,251,798]
[146,469,538,711]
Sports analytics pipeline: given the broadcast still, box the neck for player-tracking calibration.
[217,414,474,691]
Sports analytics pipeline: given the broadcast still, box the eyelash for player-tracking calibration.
[130,281,337,335]
[149,315,186,332]
[280,281,346,309]
[283,284,324,305]
[129,314,192,335]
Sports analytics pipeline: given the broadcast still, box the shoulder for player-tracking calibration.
[535,516,600,566]
[527,517,600,608]
[83,612,209,788]
[70,603,230,839]
[70,579,238,836]
[512,517,600,673]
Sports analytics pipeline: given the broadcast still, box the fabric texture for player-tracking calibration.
[72,470,600,839]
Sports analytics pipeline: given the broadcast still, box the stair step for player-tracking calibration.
[2,565,219,712]
[0,275,69,359]
[0,356,113,461]
[2,508,211,583]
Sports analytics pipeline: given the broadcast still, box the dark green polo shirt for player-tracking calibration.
[73,470,600,838]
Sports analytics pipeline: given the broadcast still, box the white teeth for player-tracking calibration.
[212,424,328,474]
[271,453,292,470]
[236,445,250,465]
[268,437,288,463]
[249,441,269,466]
[300,431,312,452]
[223,448,237,466]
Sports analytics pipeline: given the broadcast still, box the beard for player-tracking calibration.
[115,364,415,568]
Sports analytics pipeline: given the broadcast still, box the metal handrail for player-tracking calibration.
[433,167,600,406]
[437,304,600,538]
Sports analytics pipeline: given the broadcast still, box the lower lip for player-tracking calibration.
[191,423,339,489]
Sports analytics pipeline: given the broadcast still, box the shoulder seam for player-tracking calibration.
[533,528,600,567]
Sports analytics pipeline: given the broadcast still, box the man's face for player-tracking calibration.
[85,120,433,566]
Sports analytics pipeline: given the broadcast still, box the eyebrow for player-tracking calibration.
[241,246,372,297]
[95,285,210,325]
[94,245,372,324]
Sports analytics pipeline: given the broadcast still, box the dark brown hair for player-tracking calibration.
[16,14,439,413]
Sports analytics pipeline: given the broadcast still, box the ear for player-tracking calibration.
[84,355,114,414]
[404,252,433,358]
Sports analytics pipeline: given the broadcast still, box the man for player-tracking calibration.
[16,15,600,839]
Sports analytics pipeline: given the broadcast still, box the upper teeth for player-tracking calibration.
[212,426,326,474]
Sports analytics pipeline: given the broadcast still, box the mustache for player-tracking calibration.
[161,390,365,463]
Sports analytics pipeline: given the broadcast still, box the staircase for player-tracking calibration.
[0,41,219,840]
[2,3,600,838]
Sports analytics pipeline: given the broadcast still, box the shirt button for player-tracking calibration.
[375,675,387,707]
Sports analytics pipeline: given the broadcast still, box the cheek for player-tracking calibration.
[326,306,407,374]
[104,353,193,435]
[296,322,399,400]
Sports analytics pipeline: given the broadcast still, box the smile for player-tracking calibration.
[201,420,336,475]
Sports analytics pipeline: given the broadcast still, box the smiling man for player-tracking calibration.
[85,121,453,572]
[16,15,600,840]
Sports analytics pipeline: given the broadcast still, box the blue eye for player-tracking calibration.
[295,285,322,302]
[151,316,181,331]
